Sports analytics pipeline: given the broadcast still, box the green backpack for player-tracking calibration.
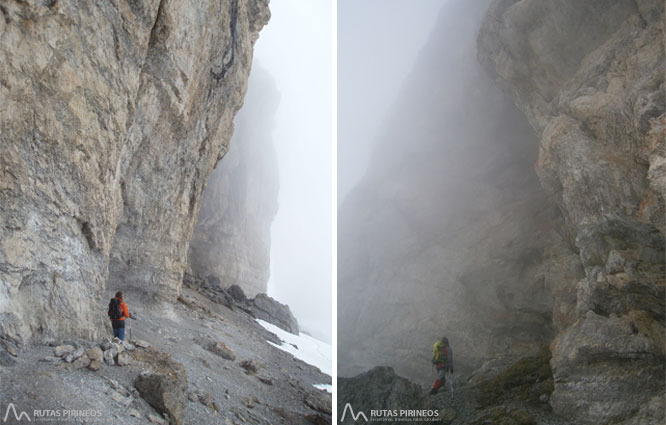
[433,341,448,363]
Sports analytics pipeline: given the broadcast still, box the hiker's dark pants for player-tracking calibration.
[111,320,125,341]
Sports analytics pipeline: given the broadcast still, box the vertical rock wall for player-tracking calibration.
[187,64,279,297]
[0,0,269,342]
[339,1,664,423]
[479,1,664,423]
[338,0,574,383]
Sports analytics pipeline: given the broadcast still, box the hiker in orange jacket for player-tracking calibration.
[108,291,131,341]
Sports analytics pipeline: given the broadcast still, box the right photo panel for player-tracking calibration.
[338,1,666,424]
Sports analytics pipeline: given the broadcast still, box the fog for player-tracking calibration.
[338,0,444,201]
[253,1,332,343]
[338,0,546,384]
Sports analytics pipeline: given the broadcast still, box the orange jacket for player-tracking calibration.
[115,298,130,320]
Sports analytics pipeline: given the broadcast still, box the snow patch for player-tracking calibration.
[313,384,332,393]
[256,319,332,377]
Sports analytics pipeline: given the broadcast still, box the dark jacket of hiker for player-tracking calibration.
[109,294,130,328]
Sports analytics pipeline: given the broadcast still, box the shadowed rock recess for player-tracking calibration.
[0,0,270,343]
[338,1,664,424]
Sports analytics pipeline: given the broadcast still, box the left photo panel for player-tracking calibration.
[0,0,332,424]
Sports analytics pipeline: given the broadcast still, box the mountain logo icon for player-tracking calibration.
[340,403,368,422]
[2,403,31,422]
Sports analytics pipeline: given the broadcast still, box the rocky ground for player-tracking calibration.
[0,287,331,425]
[338,350,574,425]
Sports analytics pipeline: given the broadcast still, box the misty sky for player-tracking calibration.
[338,0,445,201]
[253,1,332,343]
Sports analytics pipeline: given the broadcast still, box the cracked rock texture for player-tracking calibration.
[187,64,279,297]
[339,1,663,425]
[0,0,270,343]
[479,1,665,424]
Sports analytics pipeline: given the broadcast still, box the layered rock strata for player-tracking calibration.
[187,64,279,297]
[479,1,665,423]
[0,0,269,343]
[339,1,664,424]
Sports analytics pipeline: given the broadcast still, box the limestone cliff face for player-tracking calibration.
[0,0,269,343]
[187,65,279,297]
[339,1,664,424]
[478,1,665,423]
[338,0,569,382]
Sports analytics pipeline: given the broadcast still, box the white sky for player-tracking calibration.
[338,0,445,201]
[253,1,333,343]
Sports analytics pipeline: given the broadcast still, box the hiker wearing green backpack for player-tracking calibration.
[108,291,131,341]
[429,336,454,395]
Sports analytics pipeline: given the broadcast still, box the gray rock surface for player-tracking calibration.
[116,351,131,366]
[250,293,299,334]
[187,65,280,297]
[0,287,330,425]
[0,0,270,343]
[134,352,188,425]
[103,349,116,366]
[478,1,665,423]
[339,367,430,425]
[72,354,90,369]
[86,347,102,361]
[53,345,75,358]
[338,360,569,425]
[185,274,300,335]
[339,2,663,425]
[0,350,17,367]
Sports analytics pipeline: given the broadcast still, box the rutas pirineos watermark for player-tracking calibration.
[2,404,104,423]
[340,403,441,422]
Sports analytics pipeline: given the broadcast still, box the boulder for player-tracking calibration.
[103,349,116,366]
[240,360,263,374]
[53,345,75,357]
[86,347,103,361]
[338,367,433,418]
[134,350,188,425]
[112,342,125,354]
[72,355,91,369]
[71,348,85,361]
[206,342,236,361]
[249,293,299,334]
[133,339,151,349]
[227,284,249,304]
[88,359,102,372]
[116,351,131,366]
